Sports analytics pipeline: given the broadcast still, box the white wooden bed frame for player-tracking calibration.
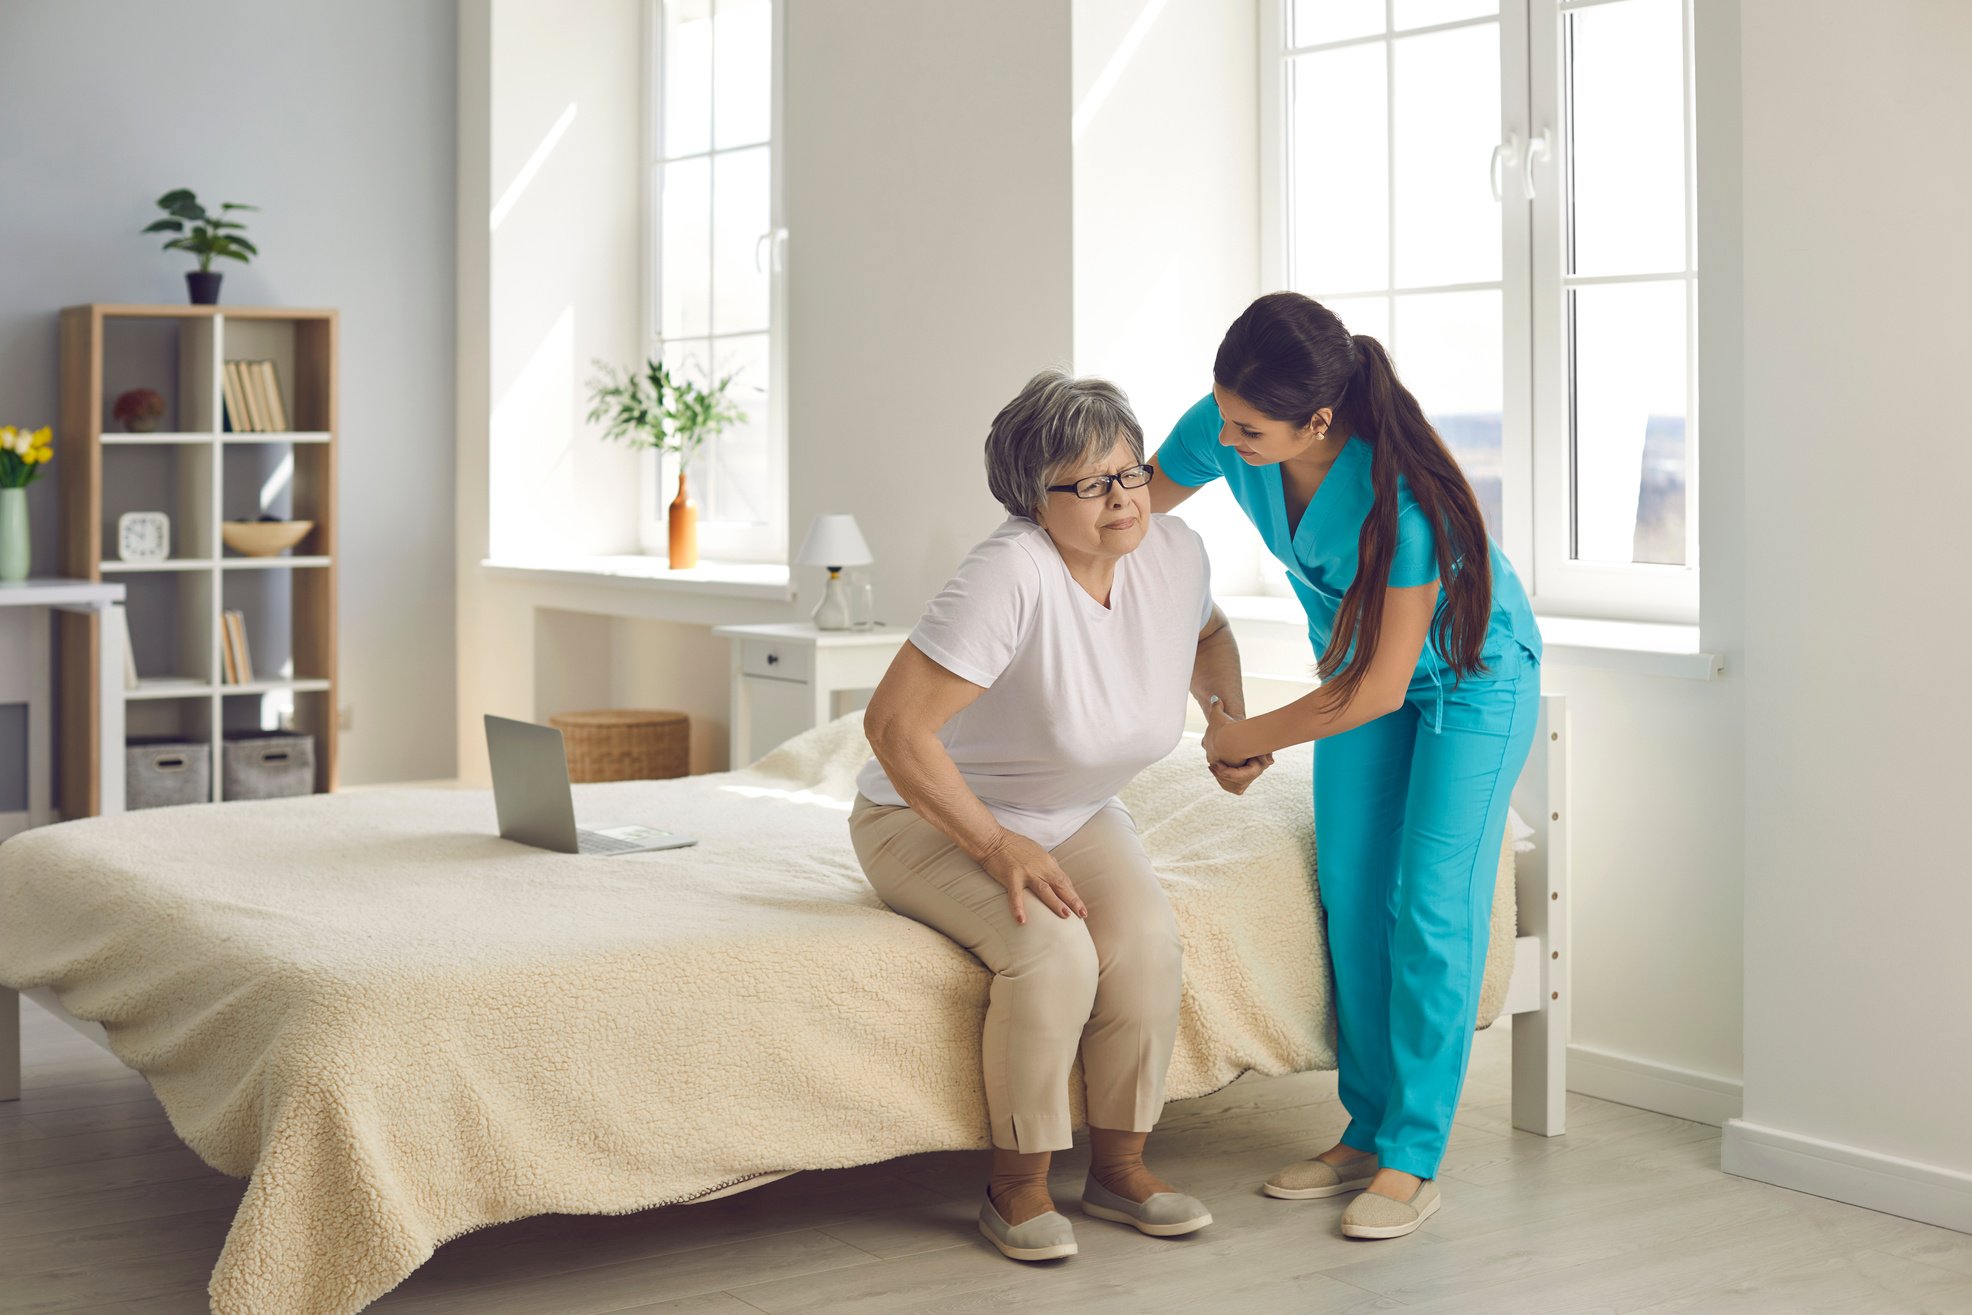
[1,692,1570,1138]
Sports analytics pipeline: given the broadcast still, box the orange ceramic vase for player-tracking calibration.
[668,470,698,569]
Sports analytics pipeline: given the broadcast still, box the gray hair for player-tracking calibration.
[984,370,1145,520]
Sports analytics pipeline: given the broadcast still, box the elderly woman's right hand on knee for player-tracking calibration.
[978,828,1088,925]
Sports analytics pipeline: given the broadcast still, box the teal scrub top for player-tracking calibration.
[1154,393,1542,691]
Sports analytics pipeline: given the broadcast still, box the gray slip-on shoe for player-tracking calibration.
[1263,1153,1379,1199]
[1080,1175,1213,1237]
[978,1193,1078,1261]
[1339,1178,1441,1239]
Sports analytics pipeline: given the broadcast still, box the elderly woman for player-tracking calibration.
[850,370,1269,1263]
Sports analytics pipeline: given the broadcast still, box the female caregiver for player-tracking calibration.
[1150,292,1543,1241]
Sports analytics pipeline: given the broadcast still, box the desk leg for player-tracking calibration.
[728,647,750,772]
[1,986,19,1101]
[98,603,125,815]
[27,608,51,827]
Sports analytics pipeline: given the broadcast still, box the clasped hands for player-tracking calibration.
[1202,695,1273,796]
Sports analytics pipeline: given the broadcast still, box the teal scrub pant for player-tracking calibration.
[1314,640,1541,1180]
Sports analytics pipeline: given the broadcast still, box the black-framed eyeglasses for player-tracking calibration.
[1045,463,1153,500]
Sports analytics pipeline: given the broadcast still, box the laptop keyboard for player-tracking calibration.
[576,830,645,855]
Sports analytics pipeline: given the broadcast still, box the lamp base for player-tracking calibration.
[811,569,853,630]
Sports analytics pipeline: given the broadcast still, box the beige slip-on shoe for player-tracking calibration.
[1262,1153,1379,1200]
[978,1192,1078,1262]
[1339,1178,1441,1239]
[1080,1175,1213,1237]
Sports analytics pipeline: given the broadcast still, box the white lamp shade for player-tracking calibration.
[795,513,873,568]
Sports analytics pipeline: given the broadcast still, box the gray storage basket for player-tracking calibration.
[222,732,316,801]
[125,739,211,810]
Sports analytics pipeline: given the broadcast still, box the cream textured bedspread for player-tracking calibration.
[0,713,1513,1315]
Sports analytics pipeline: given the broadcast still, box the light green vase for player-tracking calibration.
[0,487,29,582]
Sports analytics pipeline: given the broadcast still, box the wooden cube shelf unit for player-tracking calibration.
[56,304,338,817]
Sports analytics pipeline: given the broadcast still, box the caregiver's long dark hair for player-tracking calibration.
[1214,292,1494,710]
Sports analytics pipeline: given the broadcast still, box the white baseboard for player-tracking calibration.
[1567,1043,1743,1127]
[1723,1119,1972,1235]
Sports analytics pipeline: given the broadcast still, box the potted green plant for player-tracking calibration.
[586,358,746,569]
[0,425,53,582]
[143,189,259,305]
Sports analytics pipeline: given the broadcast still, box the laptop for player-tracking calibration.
[484,714,698,856]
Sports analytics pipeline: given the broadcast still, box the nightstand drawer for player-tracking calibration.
[740,638,811,683]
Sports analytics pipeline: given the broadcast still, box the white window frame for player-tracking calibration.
[639,0,790,565]
[1260,0,1698,624]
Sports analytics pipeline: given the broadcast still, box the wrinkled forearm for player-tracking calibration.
[866,721,1008,864]
[1190,613,1247,720]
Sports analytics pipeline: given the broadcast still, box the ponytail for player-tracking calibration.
[1212,293,1494,713]
[1316,334,1492,713]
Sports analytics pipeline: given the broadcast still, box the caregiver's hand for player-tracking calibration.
[978,828,1089,925]
[1204,697,1273,796]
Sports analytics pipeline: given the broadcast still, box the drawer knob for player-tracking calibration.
[766,653,779,665]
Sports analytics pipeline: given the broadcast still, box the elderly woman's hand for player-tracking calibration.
[1203,697,1273,796]
[978,828,1089,925]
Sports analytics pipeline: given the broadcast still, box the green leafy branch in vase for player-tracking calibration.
[585,357,747,470]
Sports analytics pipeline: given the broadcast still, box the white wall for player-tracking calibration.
[1071,0,1265,591]
[455,0,1075,781]
[484,0,645,564]
[1724,0,1972,1230]
[783,0,1075,617]
[0,0,459,786]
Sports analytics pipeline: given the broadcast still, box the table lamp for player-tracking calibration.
[795,513,873,630]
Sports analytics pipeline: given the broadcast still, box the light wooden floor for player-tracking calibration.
[5,999,1969,1315]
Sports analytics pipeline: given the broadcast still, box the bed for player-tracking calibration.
[0,698,1570,1315]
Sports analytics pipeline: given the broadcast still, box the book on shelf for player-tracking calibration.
[221,361,243,432]
[224,360,257,433]
[219,359,289,434]
[244,361,270,432]
[221,608,254,684]
[255,360,290,431]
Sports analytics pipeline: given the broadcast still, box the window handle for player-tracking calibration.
[755,228,789,274]
[1490,132,1522,203]
[1522,129,1552,200]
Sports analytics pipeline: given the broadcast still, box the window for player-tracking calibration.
[644,0,787,563]
[1263,0,1697,621]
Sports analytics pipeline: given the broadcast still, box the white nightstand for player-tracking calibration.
[712,622,910,767]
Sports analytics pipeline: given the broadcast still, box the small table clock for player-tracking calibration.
[117,511,171,563]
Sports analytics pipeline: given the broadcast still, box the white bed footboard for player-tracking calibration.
[1506,692,1570,1136]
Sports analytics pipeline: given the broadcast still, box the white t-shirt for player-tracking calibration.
[856,514,1213,850]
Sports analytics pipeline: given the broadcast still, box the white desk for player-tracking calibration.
[0,578,126,835]
[712,622,909,767]
[0,577,124,1104]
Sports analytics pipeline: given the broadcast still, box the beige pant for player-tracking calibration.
[848,794,1183,1153]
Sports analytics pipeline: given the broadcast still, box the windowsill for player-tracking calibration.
[1217,594,1723,681]
[1536,615,1722,680]
[479,554,795,601]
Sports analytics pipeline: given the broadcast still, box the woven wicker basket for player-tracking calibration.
[548,709,690,782]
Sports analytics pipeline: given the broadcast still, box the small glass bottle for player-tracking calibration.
[848,568,878,630]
